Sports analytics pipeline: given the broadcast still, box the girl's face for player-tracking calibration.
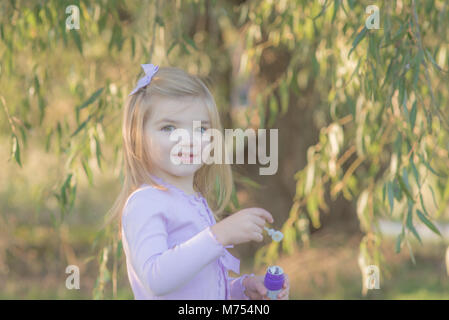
[144,95,212,178]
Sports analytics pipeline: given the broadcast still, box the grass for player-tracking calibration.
[1,218,449,299]
[2,210,449,300]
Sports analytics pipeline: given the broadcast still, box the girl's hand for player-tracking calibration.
[210,207,274,247]
[277,274,290,300]
[243,274,290,300]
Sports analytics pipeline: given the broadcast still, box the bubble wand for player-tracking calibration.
[264,226,284,242]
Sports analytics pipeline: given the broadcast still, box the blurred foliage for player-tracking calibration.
[1,0,449,298]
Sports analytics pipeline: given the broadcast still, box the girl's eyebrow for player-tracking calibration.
[156,118,211,125]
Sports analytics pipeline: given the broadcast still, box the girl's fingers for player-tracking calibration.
[283,275,290,289]
[278,283,290,299]
[252,225,263,234]
[252,232,263,242]
[252,215,266,228]
[279,289,289,299]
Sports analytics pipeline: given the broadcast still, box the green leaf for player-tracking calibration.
[406,237,416,265]
[230,185,239,209]
[382,57,394,88]
[395,227,404,253]
[313,0,329,20]
[406,202,422,244]
[71,30,83,55]
[423,105,432,134]
[268,95,278,127]
[402,167,410,190]
[392,179,402,201]
[416,209,442,237]
[418,153,446,178]
[45,128,53,152]
[179,42,190,54]
[402,88,409,119]
[71,113,94,138]
[34,75,40,93]
[83,161,93,186]
[412,53,421,89]
[38,96,45,125]
[116,239,123,259]
[68,182,77,213]
[306,193,321,229]
[102,268,111,282]
[396,172,414,202]
[410,100,417,130]
[425,49,444,72]
[19,127,28,148]
[368,33,378,62]
[394,132,402,157]
[94,135,102,169]
[182,34,198,50]
[155,15,165,27]
[109,24,123,52]
[82,160,94,186]
[77,88,104,111]
[131,36,135,58]
[49,211,58,229]
[98,12,107,33]
[60,173,73,207]
[410,159,420,187]
[428,185,439,210]
[11,134,22,167]
[418,191,429,216]
[348,26,368,58]
[63,173,73,191]
[167,41,178,56]
[56,120,63,148]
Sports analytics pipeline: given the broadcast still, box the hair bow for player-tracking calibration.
[129,63,159,96]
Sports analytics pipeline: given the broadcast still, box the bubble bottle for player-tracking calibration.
[264,265,285,300]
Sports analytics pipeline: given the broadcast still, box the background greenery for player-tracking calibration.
[0,0,448,299]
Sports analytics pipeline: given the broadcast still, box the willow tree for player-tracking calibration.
[1,0,448,298]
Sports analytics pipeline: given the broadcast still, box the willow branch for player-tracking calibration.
[411,0,449,132]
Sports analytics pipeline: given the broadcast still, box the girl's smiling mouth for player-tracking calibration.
[175,151,199,163]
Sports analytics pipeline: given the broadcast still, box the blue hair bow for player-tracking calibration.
[129,63,159,96]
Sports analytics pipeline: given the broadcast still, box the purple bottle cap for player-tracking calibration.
[264,265,285,291]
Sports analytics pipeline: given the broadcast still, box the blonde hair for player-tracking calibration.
[101,66,233,238]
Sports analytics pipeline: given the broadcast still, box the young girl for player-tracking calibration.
[105,63,290,300]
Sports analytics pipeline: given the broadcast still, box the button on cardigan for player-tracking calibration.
[121,174,251,299]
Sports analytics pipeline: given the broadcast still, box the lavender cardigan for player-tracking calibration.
[121,175,251,299]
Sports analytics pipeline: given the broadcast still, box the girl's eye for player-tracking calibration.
[194,127,208,134]
[161,125,175,132]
